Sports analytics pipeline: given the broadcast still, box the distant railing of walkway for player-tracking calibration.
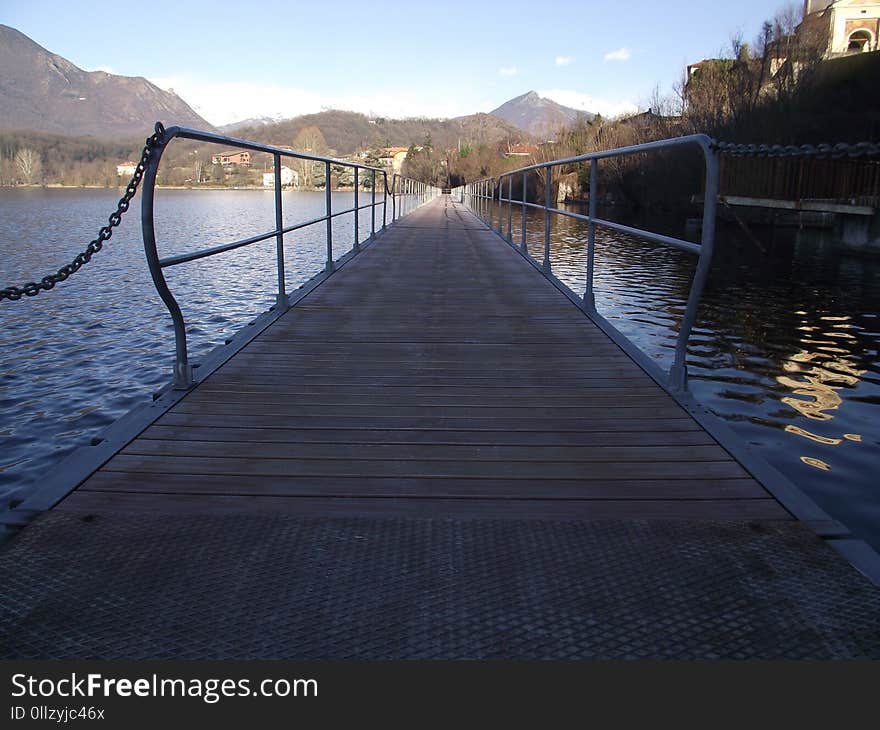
[142,125,439,389]
[455,134,719,393]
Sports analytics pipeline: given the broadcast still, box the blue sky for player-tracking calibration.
[2,0,795,124]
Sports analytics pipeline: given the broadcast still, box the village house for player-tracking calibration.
[801,0,880,56]
[116,161,137,177]
[379,147,411,175]
[211,150,251,166]
[261,166,298,188]
[503,143,540,158]
[686,1,879,95]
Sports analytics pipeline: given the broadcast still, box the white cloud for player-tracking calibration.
[603,47,632,62]
[498,66,518,77]
[555,56,574,67]
[149,76,474,126]
[538,89,638,119]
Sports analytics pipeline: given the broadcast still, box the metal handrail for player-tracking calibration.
[142,125,438,389]
[456,134,719,393]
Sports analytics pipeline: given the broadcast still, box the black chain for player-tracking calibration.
[0,122,166,302]
[713,140,880,159]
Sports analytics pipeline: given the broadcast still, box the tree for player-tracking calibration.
[15,147,42,184]
[0,153,13,186]
[291,126,328,188]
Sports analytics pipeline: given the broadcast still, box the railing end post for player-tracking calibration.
[668,364,688,394]
[173,363,194,391]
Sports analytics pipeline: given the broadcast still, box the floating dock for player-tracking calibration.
[1,197,878,659]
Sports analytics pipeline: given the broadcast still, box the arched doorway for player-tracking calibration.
[847,30,872,53]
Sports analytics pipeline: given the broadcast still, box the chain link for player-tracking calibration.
[0,122,165,303]
[713,140,880,159]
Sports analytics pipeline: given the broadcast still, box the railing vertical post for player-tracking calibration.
[273,153,287,310]
[325,160,334,271]
[353,167,360,251]
[495,178,503,235]
[140,132,192,390]
[521,172,528,252]
[543,166,552,272]
[371,170,376,238]
[382,173,387,230]
[669,143,720,393]
[392,175,397,222]
[584,159,598,312]
[507,175,513,242]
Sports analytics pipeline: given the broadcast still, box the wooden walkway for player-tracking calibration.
[60,196,787,520]
[5,196,880,660]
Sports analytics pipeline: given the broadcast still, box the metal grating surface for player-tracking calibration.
[1,511,878,659]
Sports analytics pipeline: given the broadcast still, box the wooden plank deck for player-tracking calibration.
[59,196,789,521]
[7,195,880,662]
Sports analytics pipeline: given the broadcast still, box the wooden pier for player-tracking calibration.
[1,197,878,659]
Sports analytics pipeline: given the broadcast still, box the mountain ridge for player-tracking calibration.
[227,109,528,156]
[490,90,594,140]
[0,25,600,150]
[0,24,213,139]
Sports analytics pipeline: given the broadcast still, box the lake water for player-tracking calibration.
[1,188,878,550]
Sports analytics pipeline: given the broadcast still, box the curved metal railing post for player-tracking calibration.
[521,172,528,252]
[669,137,719,393]
[141,127,193,390]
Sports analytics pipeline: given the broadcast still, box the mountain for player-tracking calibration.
[218,117,282,134]
[231,110,528,156]
[490,91,594,140]
[0,25,213,139]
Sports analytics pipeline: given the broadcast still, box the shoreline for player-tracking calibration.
[4,184,371,192]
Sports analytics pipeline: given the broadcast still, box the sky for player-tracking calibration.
[1,0,797,125]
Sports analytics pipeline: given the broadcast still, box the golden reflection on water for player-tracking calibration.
[784,425,842,445]
[777,313,866,470]
[800,456,832,471]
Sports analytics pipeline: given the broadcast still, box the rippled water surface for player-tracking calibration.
[2,190,879,550]
[0,188,393,500]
